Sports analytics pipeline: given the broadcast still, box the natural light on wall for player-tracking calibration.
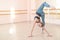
[9,24,16,34]
[9,7,16,34]
[56,0,60,8]
[10,7,15,23]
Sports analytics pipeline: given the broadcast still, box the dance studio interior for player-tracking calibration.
[0,0,60,40]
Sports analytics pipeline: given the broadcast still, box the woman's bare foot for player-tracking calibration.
[28,35,33,37]
[47,34,52,37]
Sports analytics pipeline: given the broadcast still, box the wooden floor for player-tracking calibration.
[0,21,60,40]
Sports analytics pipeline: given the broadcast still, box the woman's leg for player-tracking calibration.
[42,27,49,35]
[38,23,52,37]
[38,23,44,34]
[29,20,36,37]
[42,27,52,37]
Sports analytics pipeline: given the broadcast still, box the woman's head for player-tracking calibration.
[34,16,40,23]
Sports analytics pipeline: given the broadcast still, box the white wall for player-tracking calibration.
[0,0,27,24]
[0,14,28,24]
[0,0,60,25]
[0,0,27,10]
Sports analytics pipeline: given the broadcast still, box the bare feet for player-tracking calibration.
[28,36,33,37]
[47,34,52,37]
[28,35,33,37]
